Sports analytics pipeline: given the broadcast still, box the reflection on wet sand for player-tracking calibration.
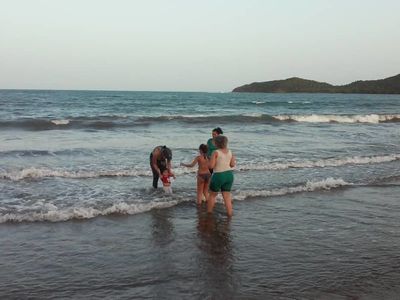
[151,208,175,246]
[149,208,176,299]
[196,209,238,299]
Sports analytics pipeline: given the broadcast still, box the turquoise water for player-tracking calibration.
[0,90,400,298]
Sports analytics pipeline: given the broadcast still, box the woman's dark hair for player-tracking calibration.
[199,144,208,155]
[212,127,223,135]
[161,146,172,160]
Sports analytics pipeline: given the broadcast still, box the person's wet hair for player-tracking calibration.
[161,146,172,160]
[199,144,208,155]
[214,135,228,149]
[213,127,223,135]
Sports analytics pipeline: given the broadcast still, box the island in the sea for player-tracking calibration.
[232,74,400,94]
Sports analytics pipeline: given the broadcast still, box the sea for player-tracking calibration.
[1,89,400,299]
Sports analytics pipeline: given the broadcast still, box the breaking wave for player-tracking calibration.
[0,200,180,223]
[0,177,350,223]
[274,114,400,123]
[0,167,152,181]
[238,154,400,171]
[1,154,398,181]
[235,177,351,201]
[1,113,399,130]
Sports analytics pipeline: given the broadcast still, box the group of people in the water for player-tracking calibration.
[149,127,236,217]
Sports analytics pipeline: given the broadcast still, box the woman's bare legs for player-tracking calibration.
[207,191,218,213]
[221,191,233,217]
[202,180,209,203]
[196,177,204,205]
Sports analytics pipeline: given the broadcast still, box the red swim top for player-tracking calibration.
[161,175,171,184]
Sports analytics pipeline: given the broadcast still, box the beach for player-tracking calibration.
[1,90,400,299]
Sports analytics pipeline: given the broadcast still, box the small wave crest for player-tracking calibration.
[273,114,400,123]
[235,177,351,201]
[0,116,139,131]
[51,119,70,125]
[238,154,400,171]
[2,154,398,181]
[0,200,179,223]
[0,167,152,181]
[137,114,276,124]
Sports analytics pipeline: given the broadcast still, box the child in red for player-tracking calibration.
[160,169,175,194]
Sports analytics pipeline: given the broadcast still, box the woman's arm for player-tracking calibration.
[230,152,236,168]
[180,156,198,168]
[208,151,218,169]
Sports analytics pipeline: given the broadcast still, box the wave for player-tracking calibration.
[238,154,400,171]
[0,116,138,131]
[0,167,153,181]
[0,200,180,223]
[105,113,400,125]
[0,150,57,157]
[274,114,400,123]
[1,113,399,130]
[235,177,351,201]
[2,153,399,181]
[51,119,70,125]
[0,177,349,223]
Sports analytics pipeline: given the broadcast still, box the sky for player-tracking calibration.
[0,0,399,92]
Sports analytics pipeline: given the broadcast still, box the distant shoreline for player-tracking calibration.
[232,74,400,94]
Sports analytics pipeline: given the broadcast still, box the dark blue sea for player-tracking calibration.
[1,90,400,299]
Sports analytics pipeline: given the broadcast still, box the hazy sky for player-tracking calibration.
[1,0,399,91]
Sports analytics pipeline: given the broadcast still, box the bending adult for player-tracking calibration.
[207,135,236,217]
[206,127,223,159]
[150,145,173,188]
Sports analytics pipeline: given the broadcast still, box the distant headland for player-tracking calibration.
[232,74,400,94]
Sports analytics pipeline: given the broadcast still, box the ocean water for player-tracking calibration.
[1,90,400,299]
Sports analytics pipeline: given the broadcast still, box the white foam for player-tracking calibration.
[235,177,351,201]
[2,154,399,181]
[0,167,153,181]
[51,119,70,125]
[0,178,350,223]
[237,154,400,172]
[273,114,400,123]
[0,200,179,223]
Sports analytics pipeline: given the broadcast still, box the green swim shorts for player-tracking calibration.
[209,170,234,192]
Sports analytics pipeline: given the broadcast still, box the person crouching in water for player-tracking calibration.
[150,145,174,189]
[180,144,211,205]
[160,169,175,194]
[207,135,236,217]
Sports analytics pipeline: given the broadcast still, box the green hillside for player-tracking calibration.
[232,74,400,94]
